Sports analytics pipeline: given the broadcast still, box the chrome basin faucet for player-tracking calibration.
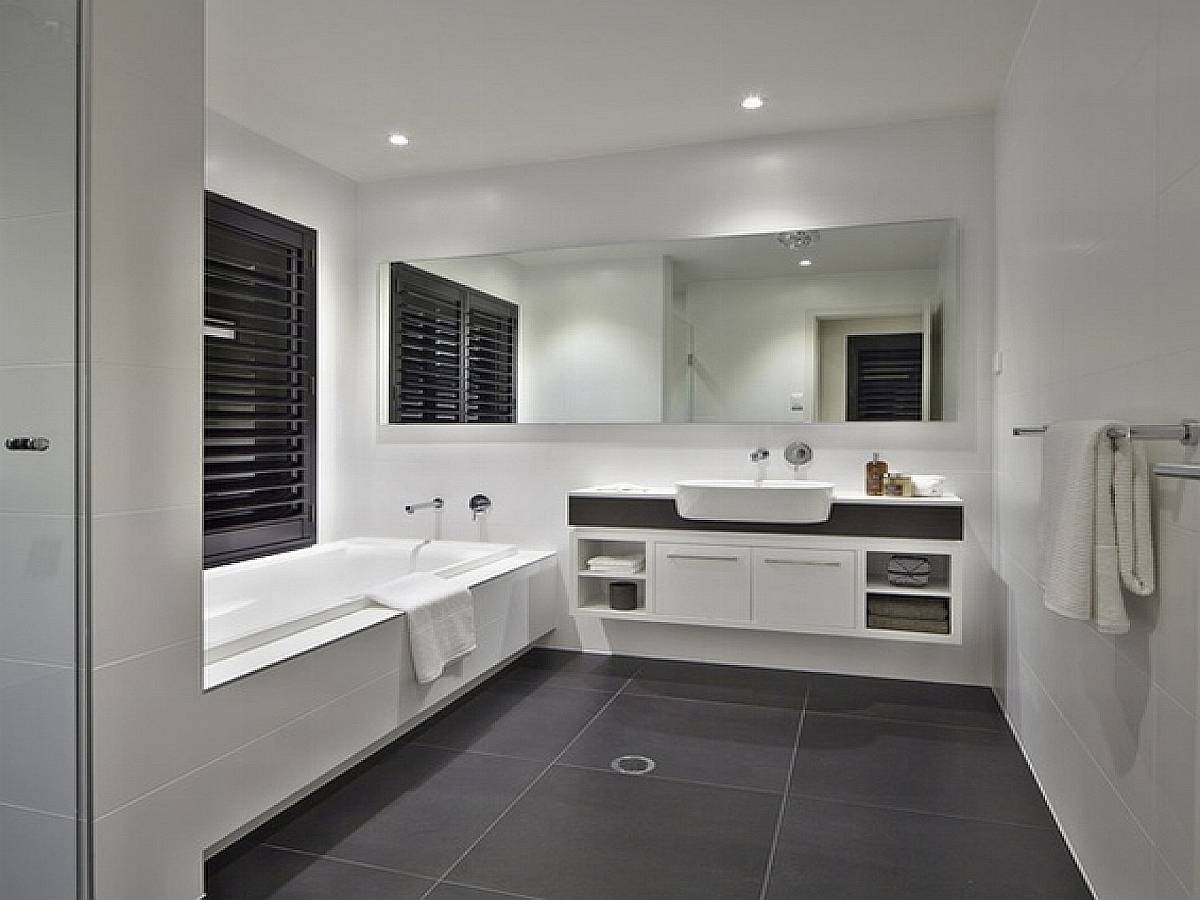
[750,447,770,486]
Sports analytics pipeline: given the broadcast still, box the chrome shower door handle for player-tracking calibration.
[5,436,50,452]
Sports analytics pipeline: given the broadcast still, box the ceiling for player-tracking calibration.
[495,219,952,283]
[206,0,1034,183]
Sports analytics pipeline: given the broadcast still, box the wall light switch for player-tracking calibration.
[790,392,805,411]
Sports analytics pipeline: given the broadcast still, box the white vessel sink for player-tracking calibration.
[674,480,835,524]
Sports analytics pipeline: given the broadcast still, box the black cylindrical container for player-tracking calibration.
[609,581,638,611]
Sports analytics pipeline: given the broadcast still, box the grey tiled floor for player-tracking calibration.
[206,650,1092,900]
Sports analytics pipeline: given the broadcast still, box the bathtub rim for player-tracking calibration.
[203,549,556,691]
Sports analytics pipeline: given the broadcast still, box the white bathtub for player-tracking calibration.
[203,538,520,683]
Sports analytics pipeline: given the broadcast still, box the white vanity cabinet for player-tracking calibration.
[655,543,752,621]
[751,548,856,630]
[570,524,963,645]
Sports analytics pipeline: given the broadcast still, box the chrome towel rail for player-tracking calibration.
[1011,420,1198,446]
[1154,464,1200,480]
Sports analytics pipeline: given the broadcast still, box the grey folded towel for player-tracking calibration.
[868,615,950,635]
[867,598,948,621]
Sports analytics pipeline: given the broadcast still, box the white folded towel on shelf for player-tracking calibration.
[1039,420,1156,634]
[586,554,645,574]
[366,572,476,684]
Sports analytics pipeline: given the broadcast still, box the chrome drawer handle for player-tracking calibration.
[763,558,842,567]
[666,554,740,562]
[5,436,50,452]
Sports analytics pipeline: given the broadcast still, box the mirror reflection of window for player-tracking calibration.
[389,219,956,425]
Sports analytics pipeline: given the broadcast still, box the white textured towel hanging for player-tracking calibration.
[1038,420,1156,634]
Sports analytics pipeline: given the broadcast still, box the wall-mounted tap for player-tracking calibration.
[468,494,492,521]
[783,441,814,478]
[750,447,770,486]
[405,496,444,540]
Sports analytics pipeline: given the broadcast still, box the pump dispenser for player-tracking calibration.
[866,452,889,496]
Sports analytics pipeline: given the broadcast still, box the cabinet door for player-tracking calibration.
[655,543,751,621]
[752,548,856,629]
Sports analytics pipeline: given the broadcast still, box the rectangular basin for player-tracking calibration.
[674,479,835,524]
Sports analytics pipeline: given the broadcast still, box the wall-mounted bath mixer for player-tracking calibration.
[405,496,444,540]
[469,494,492,541]
[784,440,814,477]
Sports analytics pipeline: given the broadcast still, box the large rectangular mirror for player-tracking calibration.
[383,219,957,424]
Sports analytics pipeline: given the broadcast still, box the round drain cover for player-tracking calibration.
[610,754,656,776]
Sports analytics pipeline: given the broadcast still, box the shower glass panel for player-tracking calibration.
[0,1,83,897]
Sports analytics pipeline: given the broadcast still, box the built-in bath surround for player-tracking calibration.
[202,539,547,688]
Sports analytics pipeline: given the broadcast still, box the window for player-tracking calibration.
[203,193,317,567]
[846,332,923,421]
[388,262,518,424]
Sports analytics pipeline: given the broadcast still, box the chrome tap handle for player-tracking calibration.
[469,494,492,521]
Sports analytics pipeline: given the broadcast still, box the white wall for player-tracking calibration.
[86,38,404,899]
[351,115,997,686]
[0,1,80,896]
[682,270,935,422]
[205,110,359,538]
[520,256,667,422]
[994,0,1200,897]
[411,254,670,423]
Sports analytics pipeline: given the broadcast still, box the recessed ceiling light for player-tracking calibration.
[799,259,813,267]
[388,133,410,147]
[741,94,765,111]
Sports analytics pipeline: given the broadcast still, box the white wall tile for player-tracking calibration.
[1153,688,1199,894]
[90,363,202,515]
[0,660,75,815]
[0,514,75,666]
[0,803,76,900]
[996,0,1200,895]
[89,62,203,370]
[0,59,75,218]
[91,620,402,816]
[0,364,76,514]
[91,507,202,666]
[0,213,74,365]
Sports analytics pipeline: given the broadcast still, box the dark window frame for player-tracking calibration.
[846,331,924,422]
[204,193,318,567]
[388,262,518,424]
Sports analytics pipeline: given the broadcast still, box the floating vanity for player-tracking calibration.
[568,486,964,645]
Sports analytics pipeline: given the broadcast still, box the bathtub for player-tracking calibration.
[203,538,524,686]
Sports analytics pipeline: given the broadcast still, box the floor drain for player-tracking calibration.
[610,754,656,776]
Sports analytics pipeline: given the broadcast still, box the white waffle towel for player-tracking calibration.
[368,572,476,683]
[1039,421,1155,634]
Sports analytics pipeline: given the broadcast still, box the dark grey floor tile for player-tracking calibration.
[560,693,800,792]
[626,658,810,710]
[790,713,1054,827]
[429,883,543,900]
[411,679,611,761]
[808,673,1004,730]
[205,845,433,900]
[261,744,543,877]
[496,648,644,693]
[765,797,1091,900]
[449,765,779,900]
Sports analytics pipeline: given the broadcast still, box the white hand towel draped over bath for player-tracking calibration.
[1039,420,1156,634]
[367,573,476,683]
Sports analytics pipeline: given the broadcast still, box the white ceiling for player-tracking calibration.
[206,0,1034,183]
[492,219,952,283]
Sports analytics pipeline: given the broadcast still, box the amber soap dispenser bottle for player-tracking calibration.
[865,452,889,496]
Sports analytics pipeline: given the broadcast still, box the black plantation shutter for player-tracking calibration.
[204,194,317,566]
[465,293,517,423]
[389,263,517,424]
[846,332,923,422]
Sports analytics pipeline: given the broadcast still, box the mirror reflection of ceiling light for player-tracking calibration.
[388,133,410,147]
[799,259,813,266]
[741,94,765,110]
